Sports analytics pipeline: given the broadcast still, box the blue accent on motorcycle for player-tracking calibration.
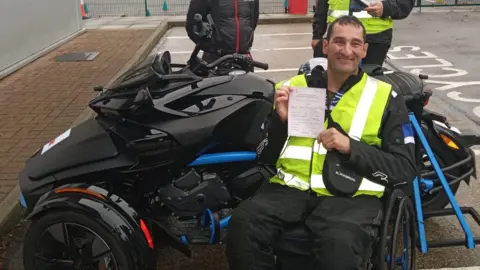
[20,192,27,208]
[188,152,257,166]
[202,208,216,244]
[219,216,230,229]
[180,235,188,245]
[410,113,475,251]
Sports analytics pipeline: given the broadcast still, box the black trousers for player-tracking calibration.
[313,40,391,67]
[226,183,384,270]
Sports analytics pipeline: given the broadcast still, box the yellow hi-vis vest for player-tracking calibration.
[270,73,392,198]
[327,0,393,35]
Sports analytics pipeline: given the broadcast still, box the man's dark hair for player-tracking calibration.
[325,16,367,42]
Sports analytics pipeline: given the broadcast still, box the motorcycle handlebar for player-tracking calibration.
[251,60,269,70]
[205,54,269,70]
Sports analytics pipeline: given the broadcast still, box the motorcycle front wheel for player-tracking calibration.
[23,210,134,270]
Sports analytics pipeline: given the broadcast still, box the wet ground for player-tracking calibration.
[3,10,480,270]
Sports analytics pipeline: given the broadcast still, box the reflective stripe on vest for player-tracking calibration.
[326,0,394,35]
[270,74,392,198]
[328,9,373,19]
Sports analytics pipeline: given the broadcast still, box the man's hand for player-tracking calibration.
[311,39,320,49]
[318,127,351,154]
[275,86,294,123]
[364,1,384,17]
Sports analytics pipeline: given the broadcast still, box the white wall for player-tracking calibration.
[0,0,83,79]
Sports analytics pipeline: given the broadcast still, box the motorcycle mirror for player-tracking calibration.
[152,51,172,75]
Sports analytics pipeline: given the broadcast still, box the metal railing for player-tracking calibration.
[416,0,480,7]
[84,0,318,17]
[83,0,478,18]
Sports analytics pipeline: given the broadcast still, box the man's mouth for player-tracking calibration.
[338,58,354,63]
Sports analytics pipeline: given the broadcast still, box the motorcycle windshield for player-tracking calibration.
[107,54,157,91]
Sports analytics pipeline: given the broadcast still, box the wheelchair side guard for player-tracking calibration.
[27,183,157,270]
[410,113,480,253]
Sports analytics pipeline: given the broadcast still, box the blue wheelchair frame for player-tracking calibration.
[184,111,480,263]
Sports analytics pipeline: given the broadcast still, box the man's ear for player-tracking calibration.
[322,39,329,55]
[362,42,369,58]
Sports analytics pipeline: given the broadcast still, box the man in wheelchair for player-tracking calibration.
[225,16,418,269]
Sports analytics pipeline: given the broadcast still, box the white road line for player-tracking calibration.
[166,33,312,39]
[168,47,311,54]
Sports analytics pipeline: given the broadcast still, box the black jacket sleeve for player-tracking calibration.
[381,0,415,20]
[253,0,260,30]
[257,112,288,166]
[186,0,208,44]
[312,0,329,40]
[344,91,417,187]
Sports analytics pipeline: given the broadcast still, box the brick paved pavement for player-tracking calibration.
[0,29,154,203]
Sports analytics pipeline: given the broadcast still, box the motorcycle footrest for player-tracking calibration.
[186,235,212,245]
[184,228,213,245]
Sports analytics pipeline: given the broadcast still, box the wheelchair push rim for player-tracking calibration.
[373,191,417,270]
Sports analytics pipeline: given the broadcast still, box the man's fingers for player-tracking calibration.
[276,96,288,103]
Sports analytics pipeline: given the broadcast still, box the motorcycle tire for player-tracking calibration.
[420,121,461,212]
[23,210,134,270]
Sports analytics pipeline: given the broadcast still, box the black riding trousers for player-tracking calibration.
[226,183,384,270]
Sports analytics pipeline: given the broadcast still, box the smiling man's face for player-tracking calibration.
[323,23,368,74]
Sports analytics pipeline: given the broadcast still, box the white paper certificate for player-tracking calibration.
[288,87,327,138]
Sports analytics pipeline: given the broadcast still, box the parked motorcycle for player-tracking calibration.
[18,13,273,270]
[17,30,478,269]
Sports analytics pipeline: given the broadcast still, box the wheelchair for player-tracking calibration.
[273,62,480,269]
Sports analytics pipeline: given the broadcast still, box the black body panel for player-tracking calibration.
[25,119,119,180]
[150,98,272,150]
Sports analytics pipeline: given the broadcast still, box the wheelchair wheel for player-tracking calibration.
[375,195,417,270]
[23,210,134,270]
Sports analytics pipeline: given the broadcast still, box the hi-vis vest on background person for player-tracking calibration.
[270,73,392,198]
[327,0,393,35]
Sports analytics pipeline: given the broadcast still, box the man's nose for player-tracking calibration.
[340,44,353,56]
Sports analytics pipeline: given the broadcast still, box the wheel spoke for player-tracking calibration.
[34,253,75,269]
[92,250,112,261]
[92,250,116,270]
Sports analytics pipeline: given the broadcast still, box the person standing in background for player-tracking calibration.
[311,0,415,66]
[186,0,260,63]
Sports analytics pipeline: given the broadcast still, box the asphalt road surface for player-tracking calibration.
[3,10,480,270]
